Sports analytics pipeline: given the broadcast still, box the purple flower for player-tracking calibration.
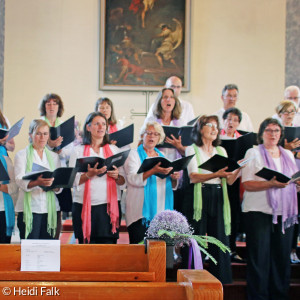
[146,210,194,246]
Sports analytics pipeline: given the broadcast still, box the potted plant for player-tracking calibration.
[146,210,230,270]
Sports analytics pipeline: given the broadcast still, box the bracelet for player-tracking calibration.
[85,173,92,179]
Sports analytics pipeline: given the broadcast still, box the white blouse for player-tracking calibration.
[241,147,296,215]
[14,146,61,213]
[124,149,172,227]
[186,145,228,184]
[69,144,125,206]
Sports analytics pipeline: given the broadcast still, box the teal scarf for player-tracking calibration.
[137,144,173,225]
[193,144,231,236]
[24,144,57,238]
[0,123,15,236]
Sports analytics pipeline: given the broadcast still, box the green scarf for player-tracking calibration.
[24,144,57,238]
[193,144,231,236]
[44,117,60,128]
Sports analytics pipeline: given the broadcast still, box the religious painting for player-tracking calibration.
[99,0,191,91]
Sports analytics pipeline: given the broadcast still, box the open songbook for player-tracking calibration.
[50,116,75,150]
[0,117,25,140]
[137,154,194,179]
[0,159,10,181]
[220,132,255,161]
[75,149,130,177]
[255,167,300,183]
[198,154,253,173]
[108,124,134,148]
[157,125,193,148]
[22,163,77,191]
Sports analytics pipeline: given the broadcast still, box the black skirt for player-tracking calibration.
[72,202,121,243]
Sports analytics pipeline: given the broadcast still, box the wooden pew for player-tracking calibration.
[0,241,223,299]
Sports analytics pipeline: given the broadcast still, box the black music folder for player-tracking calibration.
[22,165,77,191]
[187,116,200,126]
[0,117,25,140]
[221,132,254,161]
[108,124,134,148]
[137,154,194,179]
[158,125,193,148]
[283,126,300,150]
[50,116,75,150]
[237,130,258,146]
[198,154,251,173]
[0,159,10,181]
[255,167,300,183]
[75,149,130,177]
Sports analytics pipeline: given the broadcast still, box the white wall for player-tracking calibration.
[3,0,286,156]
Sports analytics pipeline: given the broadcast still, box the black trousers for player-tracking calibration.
[0,211,12,243]
[227,179,242,252]
[244,212,294,300]
[72,202,121,244]
[182,183,232,284]
[17,212,57,240]
[127,218,147,244]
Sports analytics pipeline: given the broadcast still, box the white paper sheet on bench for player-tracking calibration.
[21,239,60,271]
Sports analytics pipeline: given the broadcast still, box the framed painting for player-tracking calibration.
[99,0,191,92]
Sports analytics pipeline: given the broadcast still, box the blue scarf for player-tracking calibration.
[0,123,15,236]
[137,144,173,225]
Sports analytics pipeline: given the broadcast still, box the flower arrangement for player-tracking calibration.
[146,210,230,264]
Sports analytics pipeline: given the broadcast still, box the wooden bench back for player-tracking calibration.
[0,240,166,282]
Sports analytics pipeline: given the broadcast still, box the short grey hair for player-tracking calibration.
[28,119,49,143]
[140,121,165,144]
[284,85,300,98]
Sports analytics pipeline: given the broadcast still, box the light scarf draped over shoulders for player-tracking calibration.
[258,144,298,232]
[192,144,231,236]
[23,144,57,238]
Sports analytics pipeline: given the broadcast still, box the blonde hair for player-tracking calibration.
[276,100,297,115]
[28,119,49,143]
[140,121,165,144]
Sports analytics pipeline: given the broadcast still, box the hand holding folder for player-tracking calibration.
[108,124,134,148]
[75,149,130,177]
[255,167,300,184]
[137,154,194,179]
[0,117,25,140]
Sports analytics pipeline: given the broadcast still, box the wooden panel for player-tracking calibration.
[0,282,187,300]
[147,240,166,282]
[177,269,223,300]
[0,271,155,282]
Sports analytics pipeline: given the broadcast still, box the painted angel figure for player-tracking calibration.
[153,18,183,68]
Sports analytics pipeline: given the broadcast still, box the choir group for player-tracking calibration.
[0,76,299,299]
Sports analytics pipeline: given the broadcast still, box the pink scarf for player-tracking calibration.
[220,129,242,138]
[81,144,119,243]
[109,124,118,133]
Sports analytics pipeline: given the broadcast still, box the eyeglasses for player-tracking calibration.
[146,131,160,137]
[264,129,281,134]
[282,110,296,115]
[224,95,238,99]
[286,97,300,101]
[204,123,218,129]
[170,85,182,89]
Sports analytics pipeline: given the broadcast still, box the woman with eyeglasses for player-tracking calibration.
[241,118,299,299]
[68,112,125,244]
[183,115,240,284]
[0,110,16,243]
[14,119,62,240]
[124,121,180,244]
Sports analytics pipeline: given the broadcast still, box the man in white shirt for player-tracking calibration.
[146,76,195,123]
[272,85,300,126]
[214,84,254,132]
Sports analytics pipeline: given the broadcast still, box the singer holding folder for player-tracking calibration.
[124,121,180,244]
[14,120,62,240]
[184,115,241,284]
[0,109,16,243]
[69,112,125,244]
[241,118,299,299]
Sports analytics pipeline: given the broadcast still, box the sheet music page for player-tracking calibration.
[21,239,60,271]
